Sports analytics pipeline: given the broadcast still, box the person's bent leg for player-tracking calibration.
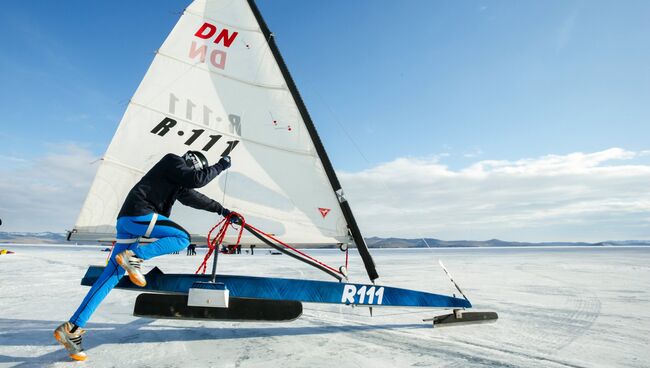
[112,214,189,287]
[126,215,191,260]
[68,241,135,327]
[56,224,138,360]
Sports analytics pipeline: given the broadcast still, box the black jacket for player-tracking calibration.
[117,153,227,218]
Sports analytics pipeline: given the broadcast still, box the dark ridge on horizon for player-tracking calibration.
[2,231,650,247]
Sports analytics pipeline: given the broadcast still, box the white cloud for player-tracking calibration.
[339,148,650,242]
[0,144,99,233]
[3,145,650,243]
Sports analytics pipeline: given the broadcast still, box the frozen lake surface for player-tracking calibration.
[1,245,649,367]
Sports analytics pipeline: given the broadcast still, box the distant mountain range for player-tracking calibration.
[0,232,69,244]
[364,237,650,248]
[2,231,650,248]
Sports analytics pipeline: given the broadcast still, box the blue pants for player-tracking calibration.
[70,213,190,327]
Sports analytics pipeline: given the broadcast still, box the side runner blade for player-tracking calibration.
[133,293,302,322]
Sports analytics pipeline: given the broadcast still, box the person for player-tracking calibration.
[54,151,235,361]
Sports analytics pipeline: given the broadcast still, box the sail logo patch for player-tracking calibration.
[318,208,330,218]
[189,22,239,70]
[194,23,238,47]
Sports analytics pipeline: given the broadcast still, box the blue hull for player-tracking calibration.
[81,266,471,309]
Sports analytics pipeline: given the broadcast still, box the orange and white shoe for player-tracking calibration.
[54,322,87,361]
[116,249,147,287]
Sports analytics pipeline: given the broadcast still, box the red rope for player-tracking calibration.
[245,223,342,275]
[195,212,245,274]
[196,213,347,278]
[105,240,116,265]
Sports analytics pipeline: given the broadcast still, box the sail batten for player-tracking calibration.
[101,157,146,175]
[155,51,288,90]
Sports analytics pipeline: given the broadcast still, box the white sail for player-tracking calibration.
[71,0,349,246]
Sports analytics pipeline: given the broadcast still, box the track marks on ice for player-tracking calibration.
[511,262,602,356]
[302,310,586,368]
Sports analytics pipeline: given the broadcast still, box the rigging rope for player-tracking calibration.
[195,213,347,279]
[195,212,244,274]
[245,223,341,275]
[105,241,116,265]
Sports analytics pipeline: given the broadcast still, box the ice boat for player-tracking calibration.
[69,0,496,327]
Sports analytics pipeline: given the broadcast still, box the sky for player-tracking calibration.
[1,0,649,241]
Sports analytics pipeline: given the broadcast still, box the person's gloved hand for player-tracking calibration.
[230,215,242,225]
[218,156,231,170]
[220,208,242,225]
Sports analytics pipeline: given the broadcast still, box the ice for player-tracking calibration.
[0,245,649,367]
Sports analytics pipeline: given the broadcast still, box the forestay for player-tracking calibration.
[71,0,351,247]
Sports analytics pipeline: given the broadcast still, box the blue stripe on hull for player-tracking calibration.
[81,266,471,309]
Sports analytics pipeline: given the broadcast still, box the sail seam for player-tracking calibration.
[127,101,319,157]
[101,156,146,174]
[156,51,287,90]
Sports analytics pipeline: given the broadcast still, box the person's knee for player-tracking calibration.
[173,232,190,249]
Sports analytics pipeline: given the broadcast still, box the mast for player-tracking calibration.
[245,0,379,281]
